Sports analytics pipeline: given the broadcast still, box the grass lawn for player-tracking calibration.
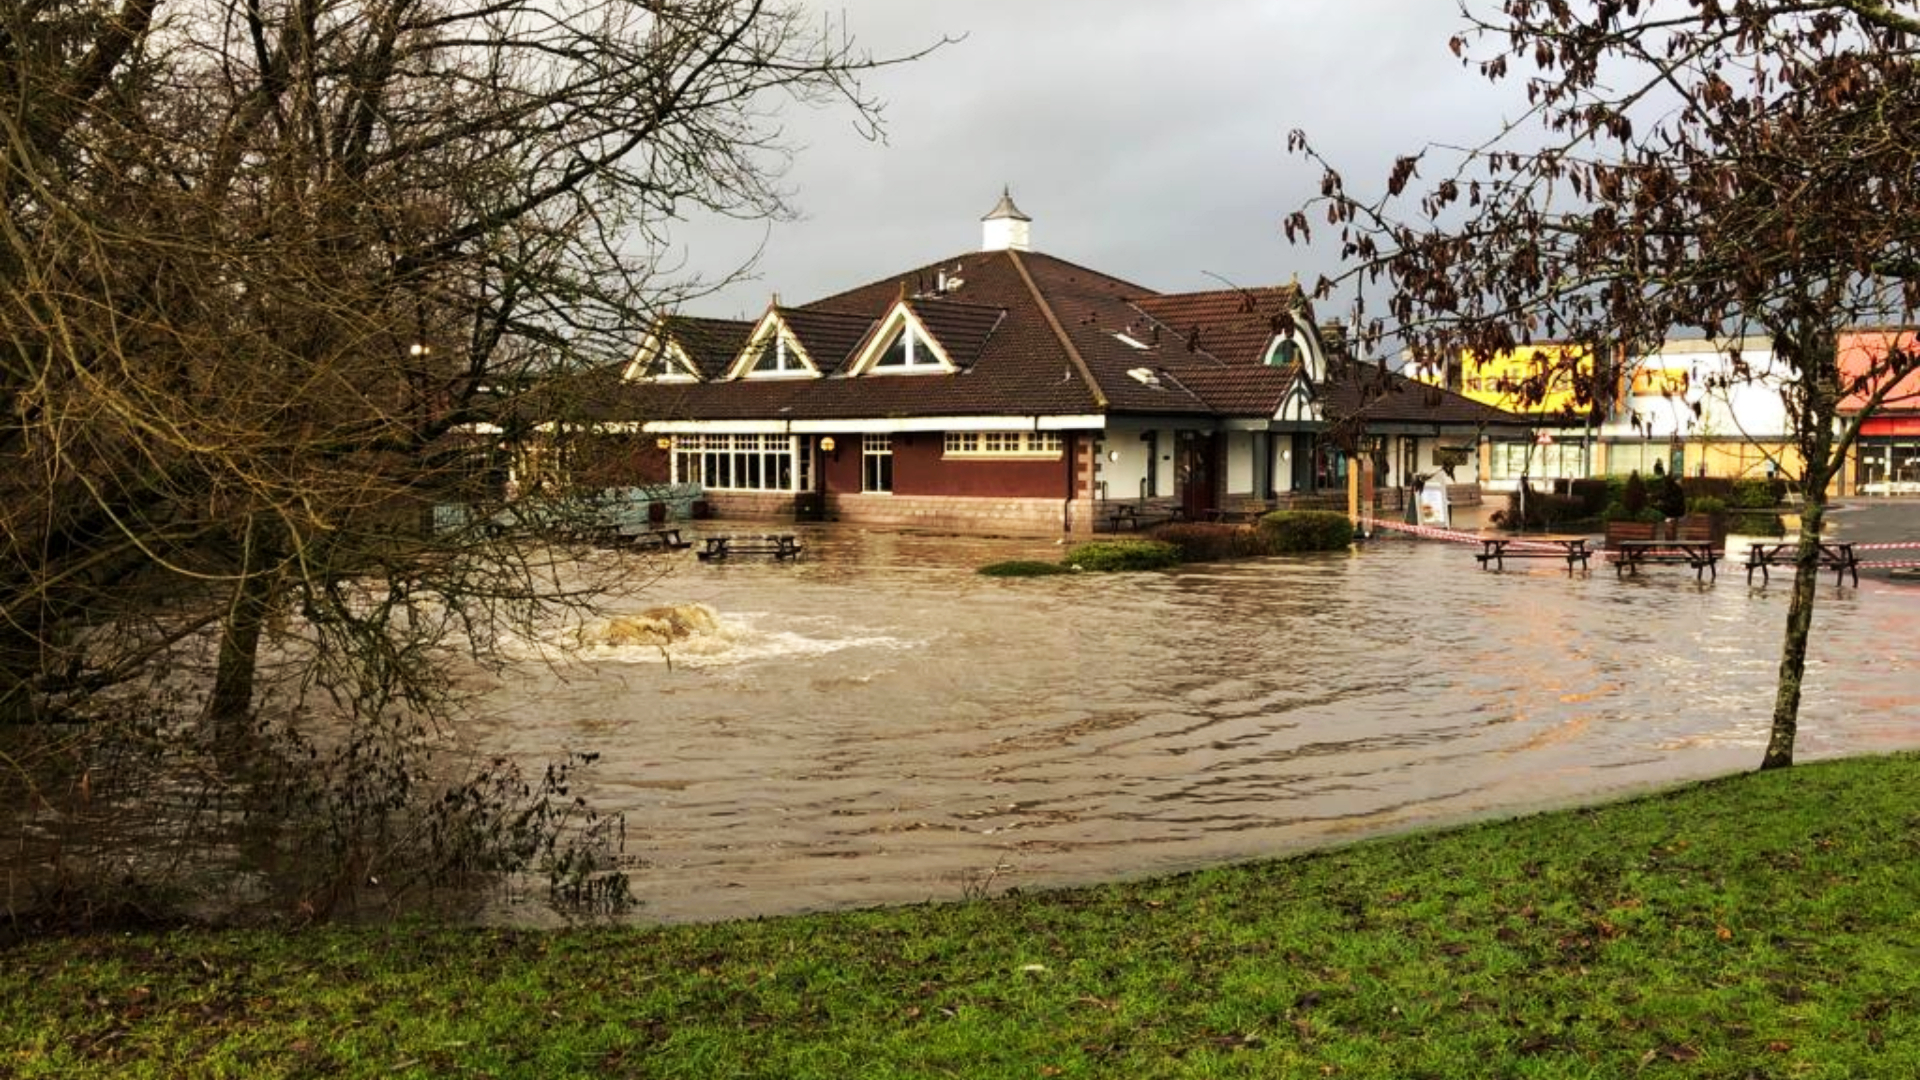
[5,753,1918,1078]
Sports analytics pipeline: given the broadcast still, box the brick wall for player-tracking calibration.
[699,491,1099,536]
[830,493,1075,535]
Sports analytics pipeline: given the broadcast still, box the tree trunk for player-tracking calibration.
[1761,498,1824,770]
[1762,340,1842,771]
[207,524,280,748]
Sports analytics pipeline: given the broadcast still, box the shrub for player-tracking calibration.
[1655,472,1688,518]
[1732,511,1786,537]
[1731,477,1782,509]
[978,560,1072,577]
[1258,510,1355,553]
[1061,539,1181,572]
[1567,478,1611,517]
[1623,470,1648,515]
[1688,495,1729,516]
[1505,489,1586,529]
[1147,522,1270,562]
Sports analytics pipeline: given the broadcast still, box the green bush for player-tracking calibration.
[1731,477,1782,509]
[977,560,1072,577]
[1687,495,1729,516]
[1146,522,1271,561]
[1061,539,1182,572]
[1504,489,1587,529]
[1566,478,1611,517]
[1732,511,1786,537]
[1258,510,1355,553]
[1655,472,1688,518]
[1623,471,1649,515]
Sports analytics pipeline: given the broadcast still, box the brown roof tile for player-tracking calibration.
[1320,360,1533,427]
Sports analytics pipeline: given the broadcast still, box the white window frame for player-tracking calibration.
[849,302,957,376]
[672,433,799,492]
[862,433,894,493]
[943,431,1063,458]
[727,311,820,380]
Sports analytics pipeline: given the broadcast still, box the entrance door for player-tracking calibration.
[1176,433,1217,520]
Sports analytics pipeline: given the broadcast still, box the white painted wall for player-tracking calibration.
[1225,431,1254,494]
[1092,424,1176,501]
[1603,337,1792,443]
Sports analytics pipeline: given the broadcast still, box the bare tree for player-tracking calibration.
[1,0,932,915]
[1287,0,1920,770]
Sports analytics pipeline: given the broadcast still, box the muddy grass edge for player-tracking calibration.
[6,752,1918,1078]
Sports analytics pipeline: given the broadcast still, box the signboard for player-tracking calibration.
[1418,483,1450,527]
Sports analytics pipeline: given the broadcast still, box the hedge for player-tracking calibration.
[1258,510,1355,552]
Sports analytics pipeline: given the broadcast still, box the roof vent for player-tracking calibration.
[1126,367,1162,388]
[981,187,1032,252]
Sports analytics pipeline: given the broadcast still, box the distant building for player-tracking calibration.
[1838,327,1920,494]
[570,193,1529,533]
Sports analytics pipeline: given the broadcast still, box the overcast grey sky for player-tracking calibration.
[666,1,1527,319]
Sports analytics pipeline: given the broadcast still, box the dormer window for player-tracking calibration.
[747,334,807,375]
[875,325,940,369]
[849,302,957,376]
[623,332,700,382]
[727,310,821,380]
[1264,334,1303,368]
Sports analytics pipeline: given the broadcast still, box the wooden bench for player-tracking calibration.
[1745,541,1859,586]
[696,534,802,561]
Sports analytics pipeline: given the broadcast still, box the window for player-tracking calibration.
[672,433,797,492]
[740,330,812,377]
[631,342,696,382]
[1263,334,1303,368]
[862,433,893,493]
[943,431,1063,458]
[871,324,943,371]
[1488,441,1587,480]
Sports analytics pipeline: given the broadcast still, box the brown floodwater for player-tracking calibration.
[463,525,1920,925]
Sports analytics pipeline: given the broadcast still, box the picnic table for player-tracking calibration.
[1744,541,1859,586]
[1611,539,1721,581]
[1100,504,1186,531]
[1200,506,1270,525]
[627,527,692,552]
[1473,534,1591,574]
[696,534,803,561]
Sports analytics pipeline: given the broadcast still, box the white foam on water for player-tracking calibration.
[504,605,926,669]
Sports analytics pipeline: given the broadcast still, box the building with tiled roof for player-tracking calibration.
[580,193,1529,533]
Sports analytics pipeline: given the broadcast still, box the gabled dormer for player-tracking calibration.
[1274,373,1321,425]
[846,300,958,376]
[1267,312,1328,382]
[725,306,823,380]
[622,325,702,383]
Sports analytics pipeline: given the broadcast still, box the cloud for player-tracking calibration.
[657,1,1524,319]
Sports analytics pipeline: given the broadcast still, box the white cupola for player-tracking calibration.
[980,187,1032,252]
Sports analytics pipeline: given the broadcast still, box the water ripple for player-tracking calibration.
[463,528,1920,925]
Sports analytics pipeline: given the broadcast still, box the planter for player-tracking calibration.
[1604,520,1658,546]
[1677,512,1727,547]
